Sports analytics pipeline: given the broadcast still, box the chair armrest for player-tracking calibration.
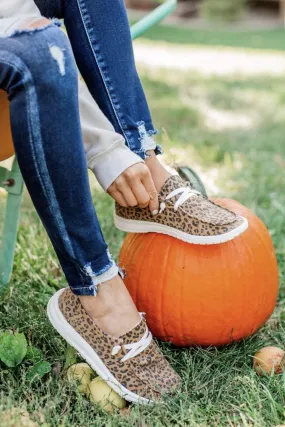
[130,0,177,40]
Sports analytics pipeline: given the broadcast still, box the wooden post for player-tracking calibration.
[280,0,285,28]
[0,158,23,291]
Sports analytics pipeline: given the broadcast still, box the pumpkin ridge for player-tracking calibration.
[143,234,157,327]
[160,237,172,343]
[179,239,185,346]
[136,234,153,310]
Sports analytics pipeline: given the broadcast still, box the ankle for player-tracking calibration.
[79,275,141,337]
[145,151,171,192]
[79,294,112,321]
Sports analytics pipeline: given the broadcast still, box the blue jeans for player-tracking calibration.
[34,0,162,158]
[1,1,159,296]
[0,24,118,296]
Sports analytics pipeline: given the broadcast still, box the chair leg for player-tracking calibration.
[0,158,24,291]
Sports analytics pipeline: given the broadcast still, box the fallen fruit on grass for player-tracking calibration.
[67,363,93,393]
[253,346,285,375]
[2,407,38,427]
[87,377,127,413]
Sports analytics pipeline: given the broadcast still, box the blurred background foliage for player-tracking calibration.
[201,0,247,22]
[126,0,285,24]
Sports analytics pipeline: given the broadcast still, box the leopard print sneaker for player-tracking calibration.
[47,288,181,404]
[114,175,248,245]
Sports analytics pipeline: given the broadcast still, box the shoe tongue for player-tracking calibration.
[120,315,147,345]
[159,175,189,200]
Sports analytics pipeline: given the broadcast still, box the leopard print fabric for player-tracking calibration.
[59,289,181,400]
[116,175,244,237]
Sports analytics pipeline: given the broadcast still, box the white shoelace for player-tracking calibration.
[111,327,153,363]
[159,186,201,214]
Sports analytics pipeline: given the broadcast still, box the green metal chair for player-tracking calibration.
[0,0,177,291]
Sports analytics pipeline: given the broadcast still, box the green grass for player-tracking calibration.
[1,48,285,426]
[138,23,285,51]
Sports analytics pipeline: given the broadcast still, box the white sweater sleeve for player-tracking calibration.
[79,80,143,191]
[0,0,41,36]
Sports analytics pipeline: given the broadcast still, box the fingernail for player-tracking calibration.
[152,210,158,216]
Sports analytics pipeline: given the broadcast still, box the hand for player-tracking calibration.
[107,163,159,214]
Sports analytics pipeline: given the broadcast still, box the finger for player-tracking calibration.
[130,181,150,209]
[148,189,159,214]
[119,187,138,207]
[115,177,138,207]
[108,189,128,207]
[141,172,159,214]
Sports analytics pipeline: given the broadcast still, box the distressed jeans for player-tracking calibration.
[34,0,162,158]
[0,23,118,295]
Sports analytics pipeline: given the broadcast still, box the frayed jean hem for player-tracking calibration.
[70,262,119,296]
[133,144,163,161]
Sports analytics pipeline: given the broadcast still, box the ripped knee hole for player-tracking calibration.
[16,18,52,31]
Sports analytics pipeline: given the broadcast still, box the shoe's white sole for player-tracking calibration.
[47,289,152,405]
[114,213,249,245]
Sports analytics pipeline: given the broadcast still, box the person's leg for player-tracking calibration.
[34,0,170,188]
[64,0,159,158]
[32,1,247,245]
[59,3,247,244]
[0,18,140,337]
[0,20,182,402]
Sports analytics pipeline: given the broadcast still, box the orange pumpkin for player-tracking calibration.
[119,199,278,347]
[0,90,14,161]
